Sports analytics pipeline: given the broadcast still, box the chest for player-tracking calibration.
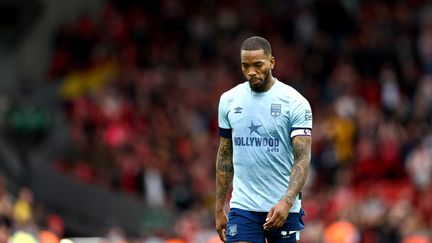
[227,97,290,136]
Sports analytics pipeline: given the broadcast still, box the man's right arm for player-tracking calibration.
[215,136,234,212]
[215,136,233,242]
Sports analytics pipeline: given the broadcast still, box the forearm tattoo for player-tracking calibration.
[215,137,234,211]
[283,136,311,205]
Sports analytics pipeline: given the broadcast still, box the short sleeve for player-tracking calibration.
[290,97,313,138]
[218,93,232,138]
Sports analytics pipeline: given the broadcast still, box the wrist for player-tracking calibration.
[282,196,294,207]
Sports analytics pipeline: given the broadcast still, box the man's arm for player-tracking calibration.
[263,135,311,230]
[215,136,234,242]
[216,137,234,210]
[283,135,311,204]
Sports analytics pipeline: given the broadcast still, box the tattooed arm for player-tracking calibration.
[215,137,234,242]
[215,137,234,211]
[283,135,311,205]
[263,135,312,230]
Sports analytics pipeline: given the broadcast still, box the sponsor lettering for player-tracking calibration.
[234,137,280,147]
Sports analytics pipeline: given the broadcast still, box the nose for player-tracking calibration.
[246,67,257,77]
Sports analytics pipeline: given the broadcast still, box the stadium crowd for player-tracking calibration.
[0,176,66,243]
[2,0,432,242]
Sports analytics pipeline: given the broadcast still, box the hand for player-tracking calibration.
[215,211,228,242]
[263,200,291,231]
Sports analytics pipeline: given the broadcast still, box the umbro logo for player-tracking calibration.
[281,231,290,239]
[234,107,243,114]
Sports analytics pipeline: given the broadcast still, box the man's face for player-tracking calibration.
[241,49,275,92]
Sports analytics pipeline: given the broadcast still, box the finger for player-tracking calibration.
[263,209,275,228]
[265,212,286,230]
[265,218,281,230]
[217,228,226,242]
[275,217,284,228]
[263,218,276,230]
[265,208,274,222]
[263,218,273,229]
[266,211,279,225]
[263,224,273,231]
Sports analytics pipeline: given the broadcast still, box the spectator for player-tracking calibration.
[0,177,12,230]
[12,187,34,228]
[323,220,360,243]
[39,214,64,243]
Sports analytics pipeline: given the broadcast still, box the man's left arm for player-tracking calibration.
[283,135,311,205]
[263,135,312,230]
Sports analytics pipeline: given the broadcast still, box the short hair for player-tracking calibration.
[240,36,272,56]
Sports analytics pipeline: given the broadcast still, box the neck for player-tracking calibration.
[263,76,275,91]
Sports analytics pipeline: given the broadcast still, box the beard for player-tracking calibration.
[249,70,271,92]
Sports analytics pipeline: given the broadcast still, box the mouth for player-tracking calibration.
[249,78,262,85]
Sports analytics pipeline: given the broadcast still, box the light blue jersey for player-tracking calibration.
[218,79,312,213]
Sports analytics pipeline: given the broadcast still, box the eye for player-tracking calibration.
[255,63,263,68]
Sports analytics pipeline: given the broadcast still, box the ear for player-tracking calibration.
[270,56,275,69]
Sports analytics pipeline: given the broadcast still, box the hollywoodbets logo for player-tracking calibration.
[233,121,280,150]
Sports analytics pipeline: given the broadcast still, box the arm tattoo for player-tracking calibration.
[283,136,311,205]
[215,137,234,212]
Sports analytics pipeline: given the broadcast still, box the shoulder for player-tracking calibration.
[220,82,248,102]
[275,80,309,104]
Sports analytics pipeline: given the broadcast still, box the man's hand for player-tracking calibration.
[215,211,228,242]
[263,199,291,231]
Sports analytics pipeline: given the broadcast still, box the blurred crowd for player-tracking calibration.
[0,176,65,243]
[3,0,432,242]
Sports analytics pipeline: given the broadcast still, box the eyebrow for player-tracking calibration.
[241,61,264,65]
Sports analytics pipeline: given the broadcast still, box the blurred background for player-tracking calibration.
[0,0,431,242]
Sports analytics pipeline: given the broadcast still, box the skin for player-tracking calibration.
[215,137,234,242]
[263,135,311,231]
[240,49,275,92]
[215,48,312,243]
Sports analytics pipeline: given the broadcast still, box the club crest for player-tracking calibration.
[271,104,282,117]
[227,224,237,236]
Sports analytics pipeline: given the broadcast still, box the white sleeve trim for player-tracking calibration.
[291,128,312,138]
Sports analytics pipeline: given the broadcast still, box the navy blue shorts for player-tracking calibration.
[226,208,305,243]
